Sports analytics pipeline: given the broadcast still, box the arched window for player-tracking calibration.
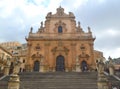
[58,26,62,33]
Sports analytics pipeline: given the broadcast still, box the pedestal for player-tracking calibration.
[98,81,109,89]
[40,65,44,72]
[8,73,20,89]
[4,66,10,75]
[67,67,72,72]
[72,66,76,72]
[76,65,81,72]
[25,64,31,72]
[65,67,68,72]
[97,73,109,89]
[109,67,114,75]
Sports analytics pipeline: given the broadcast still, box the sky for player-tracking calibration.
[0,0,120,59]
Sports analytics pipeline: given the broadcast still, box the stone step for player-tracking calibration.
[20,83,98,88]
[19,72,97,89]
[0,81,8,89]
[18,72,97,76]
[21,82,97,84]
[0,72,98,89]
[20,87,98,89]
[23,80,96,82]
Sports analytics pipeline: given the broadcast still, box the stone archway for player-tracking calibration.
[81,60,88,72]
[33,60,40,72]
[56,55,65,71]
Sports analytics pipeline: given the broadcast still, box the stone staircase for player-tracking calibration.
[0,75,10,89]
[19,72,98,89]
[0,72,98,89]
[1,71,120,89]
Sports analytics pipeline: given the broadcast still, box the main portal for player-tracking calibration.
[56,55,65,71]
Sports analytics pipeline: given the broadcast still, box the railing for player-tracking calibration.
[104,71,120,89]
[109,82,120,89]
[111,71,120,89]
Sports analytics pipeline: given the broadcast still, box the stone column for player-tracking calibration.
[8,73,20,89]
[44,42,50,72]
[89,43,95,69]
[65,54,68,72]
[71,43,76,72]
[53,53,56,72]
[40,57,44,72]
[4,66,10,75]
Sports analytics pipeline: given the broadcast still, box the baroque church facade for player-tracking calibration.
[25,7,102,72]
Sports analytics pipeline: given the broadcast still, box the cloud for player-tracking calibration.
[72,0,120,59]
[0,0,65,43]
[0,0,120,59]
[99,47,120,59]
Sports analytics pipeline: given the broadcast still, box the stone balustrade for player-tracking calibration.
[28,33,93,40]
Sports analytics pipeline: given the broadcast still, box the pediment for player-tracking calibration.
[31,52,43,58]
[79,52,89,58]
[51,46,69,53]
[46,6,75,18]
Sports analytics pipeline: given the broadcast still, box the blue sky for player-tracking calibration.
[0,0,120,59]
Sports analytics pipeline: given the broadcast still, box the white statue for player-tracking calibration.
[75,56,81,72]
[108,56,114,67]
[7,59,11,66]
[97,59,104,74]
[108,56,114,75]
[76,56,79,62]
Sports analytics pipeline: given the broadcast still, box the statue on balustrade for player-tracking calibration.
[97,59,105,75]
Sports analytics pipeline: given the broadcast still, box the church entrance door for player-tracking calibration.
[56,55,65,71]
[33,60,40,71]
[81,60,88,72]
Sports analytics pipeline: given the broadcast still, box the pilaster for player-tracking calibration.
[71,43,76,71]
[26,43,32,72]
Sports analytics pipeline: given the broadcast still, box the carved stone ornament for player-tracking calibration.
[77,21,84,33]
[37,21,44,33]
[58,41,63,46]
[29,27,33,33]
[80,44,86,51]
[79,52,89,59]
[57,6,64,16]
[31,52,43,59]
[35,44,41,51]
[51,46,69,55]
[27,43,32,47]
[54,20,67,33]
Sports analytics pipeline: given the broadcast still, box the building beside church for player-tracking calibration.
[25,6,104,72]
[0,45,12,76]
